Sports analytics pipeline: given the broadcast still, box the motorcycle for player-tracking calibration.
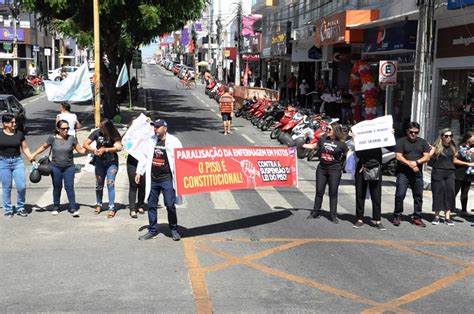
[269,105,297,139]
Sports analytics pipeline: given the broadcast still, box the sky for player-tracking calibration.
[141,42,159,60]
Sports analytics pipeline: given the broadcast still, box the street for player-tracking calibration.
[1,64,473,313]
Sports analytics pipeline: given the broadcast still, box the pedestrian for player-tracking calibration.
[83,119,123,218]
[219,87,234,135]
[56,102,81,137]
[31,120,87,217]
[4,60,12,76]
[127,153,146,218]
[392,122,431,227]
[287,72,296,102]
[352,147,386,230]
[429,128,458,226]
[298,79,309,107]
[0,113,35,217]
[454,131,474,215]
[137,119,183,241]
[303,123,348,223]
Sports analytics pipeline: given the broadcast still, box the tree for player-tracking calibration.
[22,0,207,118]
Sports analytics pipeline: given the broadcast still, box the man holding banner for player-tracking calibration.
[136,119,183,241]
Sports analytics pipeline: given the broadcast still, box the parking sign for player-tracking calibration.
[379,60,397,86]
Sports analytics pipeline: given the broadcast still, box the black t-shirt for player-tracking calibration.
[0,130,25,157]
[88,129,117,161]
[431,146,455,170]
[46,135,78,167]
[355,148,382,171]
[151,139,172,181]
[395,136,431,174]
[317,138,348,168]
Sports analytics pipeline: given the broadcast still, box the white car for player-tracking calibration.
[48,66,79,81]
[147,59,157,65]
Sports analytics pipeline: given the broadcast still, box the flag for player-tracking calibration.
[115,63,129,88]
[44,63,93,102]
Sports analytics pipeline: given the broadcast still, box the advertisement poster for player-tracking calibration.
[175,146,298,195]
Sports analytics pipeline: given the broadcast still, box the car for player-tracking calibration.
[147,59,157,65]
[48,66,79,81]
[0,95,26,133]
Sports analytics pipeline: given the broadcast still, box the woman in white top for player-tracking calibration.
[56,102,81,137]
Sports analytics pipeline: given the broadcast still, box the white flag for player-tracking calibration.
[44,63,93,102]
[115,63,129,88]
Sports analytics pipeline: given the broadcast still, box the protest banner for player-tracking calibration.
[351,115,396,151]
[44,63,93,102]
[121,113,154,162]
[174,146,298,195]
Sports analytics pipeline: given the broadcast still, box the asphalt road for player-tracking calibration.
[0,65,472,313]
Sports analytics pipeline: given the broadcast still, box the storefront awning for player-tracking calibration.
[349,10,419,29]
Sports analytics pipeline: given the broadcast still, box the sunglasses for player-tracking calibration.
[59,127,70,130]
[443,134,453,138]
[409,131,419,135]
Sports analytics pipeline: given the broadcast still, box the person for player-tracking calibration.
[279,75,287,100]
[352,147,386,230]
[127,153,146,218]
[219,87,234,135]
[429,128,457,226]
[340,90,352,124]
[137,119,183,241]
[183,68,190,81]
[0,113,35,217]
[56,102,81,137]
[204,70,213,86]
[454,131,474,215]
[392,122,431,227]
[31,120,87,217]
[83,119,123,218]
[298,79,309,107]
[4,60,12,76]
[28,63,37,77]
[287,73,296,102]
[303,123,348,223]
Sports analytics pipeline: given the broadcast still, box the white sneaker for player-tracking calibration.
[51,210,59,216]
[71,210,80,218]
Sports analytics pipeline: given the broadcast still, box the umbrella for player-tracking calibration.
[197,60,208,66]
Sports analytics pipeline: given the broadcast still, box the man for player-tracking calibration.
[392,122,431,227]
[219,87,234,135]
[136,119,183,241]
[287,72,296,102]
[4,60,12,76]
[298,79,309,107]
[204,70,213,86]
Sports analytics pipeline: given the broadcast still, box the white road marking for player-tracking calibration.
[241,134,255,144]
[256,186,293,211]
[210,190,239,210]
[210,108,216,112]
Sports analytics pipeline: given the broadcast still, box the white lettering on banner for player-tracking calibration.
[453,36,474,46]
[122,113,154,163]
[351,115,396,151]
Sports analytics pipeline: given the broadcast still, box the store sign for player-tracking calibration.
[447,0,474,10]
[272,34,285,44]
[224,47,236,60]
[363,21,417,53]
[379,60,397,86]
[242,53,260,61]
[437,23,474,58]
[0,28,25,42]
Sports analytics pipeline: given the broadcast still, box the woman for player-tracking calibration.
[303,123,348,223]
[83,119,122,218]
[56,102,81,137]
[127,153,145,218]
[454,131,474,216]
[429,128,458,226]
[0,113,34,217]
[31,120,87,216]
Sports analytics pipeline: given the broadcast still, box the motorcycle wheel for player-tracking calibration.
[251,116,260,126]
[261,117,274,131]
[234,109,242,117]
[270,127,281,139]
[257,117,266,129]
[294,138,307,159]
[243,111,252,120]
[279,132,295,146]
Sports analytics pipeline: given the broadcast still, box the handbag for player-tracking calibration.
[37,144,53,176]
[362,159,381,181]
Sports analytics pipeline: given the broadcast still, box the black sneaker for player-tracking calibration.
[16,211,28,217]
[330,217,339,224]
[432,217,440,225]
[306,211,321,219]
[4,213,14,218]
[170,229,181,241]
[138,232,158,241]
[376,223,387,231]
[445,219,454,226]
[352,221,363,229]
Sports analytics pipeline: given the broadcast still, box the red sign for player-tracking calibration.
[242,53,260,61]
[224,47,237,60]
[174,146,298,195]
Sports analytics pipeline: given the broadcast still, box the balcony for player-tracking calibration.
[251,0,279,14]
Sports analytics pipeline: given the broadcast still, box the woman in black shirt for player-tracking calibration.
[0,113,34,217]
[303,123,348,223]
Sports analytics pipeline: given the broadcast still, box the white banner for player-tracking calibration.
[121,113,154,163]
[44,63,93,102]
[351,115,396,151]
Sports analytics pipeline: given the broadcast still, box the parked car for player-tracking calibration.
[147,59,157,65]
[48,66,79,81]
[0,94,26,133]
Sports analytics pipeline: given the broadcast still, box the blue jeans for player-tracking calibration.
[394,172,424,218]
[51,164,77,210]
[147,179,178,234]
[0,156,26,215]
[95,158,118,210]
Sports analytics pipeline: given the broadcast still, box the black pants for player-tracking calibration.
[288,88,296,102]
[313,165,342,218]
[126,162,145,211]
[355,169,381,221]
[394,172,424,218]
[455,179,471,212]
[431,168,455,212]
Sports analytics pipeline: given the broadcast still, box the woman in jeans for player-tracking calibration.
[31,120,87,216]
[83,119,122,218]
[303,123,348,223]
[454,131,474,216]
[127,153,145,218]
[0,113,34,217]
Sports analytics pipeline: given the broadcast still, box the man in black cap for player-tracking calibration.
[136,119,183,241]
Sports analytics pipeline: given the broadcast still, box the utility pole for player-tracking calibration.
[207,0,213,72]
[234,0,242,86]
[411,0,435,140]
[216,0,223,81]
[93,0,101,127]
[8,1,19,76]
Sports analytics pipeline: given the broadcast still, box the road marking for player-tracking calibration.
[215,113,221,118]
[210,190,239,210]
[199,98,206,104]
[205,104,210,107]
[241,134,255,144]
[210,108,215,112]
[255,186,293,211]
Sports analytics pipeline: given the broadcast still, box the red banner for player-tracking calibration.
[174,146,298,195]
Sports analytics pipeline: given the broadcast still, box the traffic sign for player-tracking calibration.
[132,49,142,69]
[379,60,397,86]
[33,44,40,52]
[209,58,214,65]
